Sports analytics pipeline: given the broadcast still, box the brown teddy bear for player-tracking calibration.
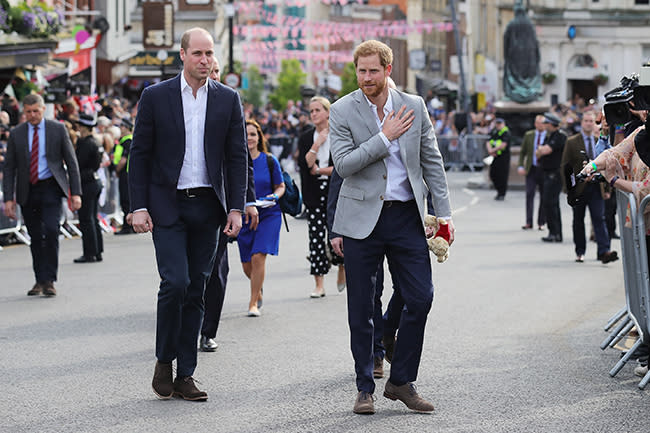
[424,215,451,263]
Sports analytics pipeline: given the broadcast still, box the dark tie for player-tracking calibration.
[586,136,593,160]
[30,126,39,184]
[533,133,541,165]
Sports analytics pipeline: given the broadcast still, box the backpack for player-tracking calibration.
[266,154,303,231]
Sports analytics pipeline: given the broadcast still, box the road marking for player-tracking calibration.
[453,188,479,216]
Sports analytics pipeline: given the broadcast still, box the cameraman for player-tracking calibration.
[561,112,618,263]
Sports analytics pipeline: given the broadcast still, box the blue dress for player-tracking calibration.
[237,153,283,263]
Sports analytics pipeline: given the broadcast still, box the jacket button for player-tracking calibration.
[383,174,387,179]
[380,195,384,200]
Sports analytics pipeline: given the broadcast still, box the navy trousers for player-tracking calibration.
[525,165,545,227]
[152,192,221,377]
[22,179,64,283]
[344,200,433,393]
[572,183,610,257]
[543,170,563,238]
[201,233,229,339]
[78,178,103,258]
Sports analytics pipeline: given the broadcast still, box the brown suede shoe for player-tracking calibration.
[152,361,174,399]
[373,356,384,379]
[353,391,375,414]
[382,335,396,364]
[384,381,434,413]
[27,283,42,296]
[41,282,56,297]
[173,376,208,401]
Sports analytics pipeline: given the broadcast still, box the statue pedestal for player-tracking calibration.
[493,100,550,113]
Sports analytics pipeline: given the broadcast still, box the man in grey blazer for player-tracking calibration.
[330,40,455,414]
[3,93,82,296]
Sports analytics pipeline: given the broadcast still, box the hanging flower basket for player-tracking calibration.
[542,72,556,85]
[593,74,609,86]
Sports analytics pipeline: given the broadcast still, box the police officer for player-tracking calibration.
[486,117,511,200]
[537,112,566,242]
[114,118,134,235]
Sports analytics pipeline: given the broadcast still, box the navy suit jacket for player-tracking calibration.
[129,74,248,226]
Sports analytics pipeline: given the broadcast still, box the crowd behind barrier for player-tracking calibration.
[602,190,650,389]
[0,165,123,251]
[437,134,490,172]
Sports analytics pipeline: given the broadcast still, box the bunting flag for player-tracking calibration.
[234,0,452,73]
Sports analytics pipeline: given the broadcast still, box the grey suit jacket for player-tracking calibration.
[3,119,81,206]
[329,88,451,239]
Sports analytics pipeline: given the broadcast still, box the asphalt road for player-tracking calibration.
[0,172,646,433]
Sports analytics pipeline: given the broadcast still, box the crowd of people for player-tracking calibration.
[4,26,650,409]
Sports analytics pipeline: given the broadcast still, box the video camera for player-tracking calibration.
[603,65,650,126]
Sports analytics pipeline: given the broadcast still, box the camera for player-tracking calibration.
[603,65,650,126]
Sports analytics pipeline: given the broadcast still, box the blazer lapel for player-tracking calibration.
[21,123,30,164]
[352,90,380,137]
[169,75,185,148]
[390,89,414,166]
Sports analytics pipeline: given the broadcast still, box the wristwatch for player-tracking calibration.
[610,175,619,188]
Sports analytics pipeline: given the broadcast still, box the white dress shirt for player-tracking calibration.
[532,130,546,166]
[363,91,414,202]
[177,73,211,189]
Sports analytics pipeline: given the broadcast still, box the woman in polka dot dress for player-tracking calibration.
[297,96,345,298]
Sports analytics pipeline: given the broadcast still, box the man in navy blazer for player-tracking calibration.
[128,28,248,401]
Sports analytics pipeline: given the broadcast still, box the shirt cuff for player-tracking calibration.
[438,216,452,221]
[133,208,147,213]
[229,209,243,213]
[245,202,256,207]
[378,131,391,147]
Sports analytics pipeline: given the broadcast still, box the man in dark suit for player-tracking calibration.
[517,114,546,230]
[199,56,258,353]
[560,111,618,263]
[129,28,248,401]
[2,93,81,297]
[330,40,454,414]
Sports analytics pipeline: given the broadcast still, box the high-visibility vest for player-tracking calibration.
[113,134,133,165]
[113,134,132,171]
[489,126,509,156]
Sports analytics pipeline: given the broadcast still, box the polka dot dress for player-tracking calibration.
[307,178,343,276]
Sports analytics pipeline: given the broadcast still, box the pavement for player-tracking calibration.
[0,171,647,433]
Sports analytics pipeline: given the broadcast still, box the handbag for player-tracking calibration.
[266,154,303,231]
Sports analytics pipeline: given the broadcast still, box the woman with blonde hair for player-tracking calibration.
[237,119,285,316]
[298,96,345,298]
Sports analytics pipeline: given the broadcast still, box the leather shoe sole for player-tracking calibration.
[384,382,434,413]
[598,251,619,264]
[353,391,375,414]
[27,283,42,296]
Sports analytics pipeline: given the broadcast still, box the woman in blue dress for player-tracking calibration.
[237,119,285,317]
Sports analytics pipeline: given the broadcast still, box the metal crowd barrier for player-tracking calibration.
[601,190,650,389]
[0,167,123,251]
[437,134,489,172]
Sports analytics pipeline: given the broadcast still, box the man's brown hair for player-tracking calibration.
[353,40,393,68]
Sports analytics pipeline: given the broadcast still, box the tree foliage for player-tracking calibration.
[338,62,358,98]
[242,65,265,108]
[268,59,306,111]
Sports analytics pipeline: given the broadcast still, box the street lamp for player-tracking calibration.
[157,49,168,81]
[225,0,235,73]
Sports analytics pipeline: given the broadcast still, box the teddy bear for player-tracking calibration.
[424,215,451,263]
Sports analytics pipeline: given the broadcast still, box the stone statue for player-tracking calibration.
[503,0,542,103]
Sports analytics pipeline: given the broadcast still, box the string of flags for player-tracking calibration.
[233,0,452,71]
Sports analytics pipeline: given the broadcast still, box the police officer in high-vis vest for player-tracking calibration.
[486,117,511,200]
[114,118,134,235]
